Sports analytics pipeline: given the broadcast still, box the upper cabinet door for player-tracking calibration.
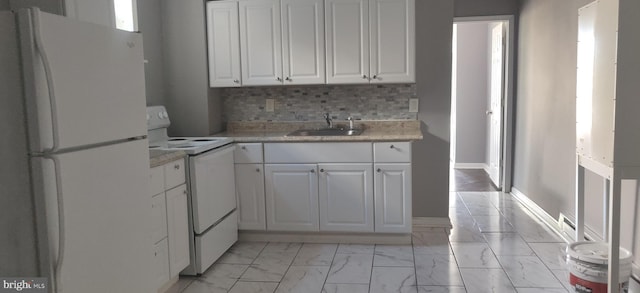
[281,0,326,85]
[239,0,283,86]
[325,0,370,84]
[207,1,242,87]
[370,0,415,83]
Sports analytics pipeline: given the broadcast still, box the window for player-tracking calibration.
[114,0,137,31]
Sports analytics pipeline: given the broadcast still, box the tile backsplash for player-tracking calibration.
[221,84,417,122]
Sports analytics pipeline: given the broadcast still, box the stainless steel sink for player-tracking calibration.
[286,128,363,137]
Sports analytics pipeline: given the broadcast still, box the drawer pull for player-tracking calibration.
[377,168,382,173]
[183,190,187,195]
[256,168,261,173]
[310,169,315,173]
[174,164,180,170]
[241,146,247,150]
[320,168,324,173]
[389,145,395,149]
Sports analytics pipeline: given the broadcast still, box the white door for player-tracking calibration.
[265,164,319,231]
[281,0,325,85]
[374,163,411,233]
[369,0,415,83]
[235,164,267,230]
[488,22,504,188]
[207,1,242,87]
[166,184,190,278]
[239,0,283,86]
[21,10,147,152]
[34,139,153,292]
[318,164,374,232]
[325,0,370,84]
[190,145,237,234]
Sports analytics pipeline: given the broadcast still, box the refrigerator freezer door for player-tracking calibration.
[19,9,147,153]
[33,139,153,292]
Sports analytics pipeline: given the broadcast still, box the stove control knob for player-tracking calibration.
[157,112,163,119]
[162,112,169,119]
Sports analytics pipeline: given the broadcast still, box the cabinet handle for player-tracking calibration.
[362,75,368,79]
[373,75,378,79]
[183,190,187,195]
[277,77,282,82]
[256,168,260,173]
[174,164,180,170]
[320,168,324,173]
[377,168,382,173]
[389,145,395,149]
[285,77,292,81]
[233,79,240,84]
[310,169,315,173]
[241,146,247,150]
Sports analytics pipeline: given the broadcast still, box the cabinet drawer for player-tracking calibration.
[152,239,170,289]
[151,193,167,243]
[264,142,372,163]
[234,143,263,163]
[149,165,164,197]
[164,159,186,189]
[373,142,411,162]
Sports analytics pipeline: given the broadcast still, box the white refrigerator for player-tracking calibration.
[0,8,154,293]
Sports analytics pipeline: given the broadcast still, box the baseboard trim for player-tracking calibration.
[453,163,488,170]
[510,188,571,243]
[238,231,411,245]
[412,217,452,229]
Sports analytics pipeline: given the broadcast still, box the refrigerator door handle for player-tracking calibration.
[31,8,61,153]
[43,155,65,292]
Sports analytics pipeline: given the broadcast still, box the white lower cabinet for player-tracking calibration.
[166,185,190,277]
[148,158,189,290]
[374,163,412,233]
[265,164,319,231]
[152,239,170,289]
[318,164,374,232]
[235,164,266,230]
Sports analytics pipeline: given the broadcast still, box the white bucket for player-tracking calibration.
[567,241,633,293]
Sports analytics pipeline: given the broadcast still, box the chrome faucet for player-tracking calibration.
[347,116,354,130]
[323,113,333,128]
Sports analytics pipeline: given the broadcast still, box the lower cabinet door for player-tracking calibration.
[264,164,319,231]
[318,163,374,232]
[374,163,412,233]
[235,164,267,230]
[166,184,190,277]
[152,239,170,289]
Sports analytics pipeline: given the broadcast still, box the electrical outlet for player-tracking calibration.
[266,99,275,112]
[409,98,419,113]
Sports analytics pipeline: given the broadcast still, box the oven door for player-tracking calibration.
[189,144,237,234]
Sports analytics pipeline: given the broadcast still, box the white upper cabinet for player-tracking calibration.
[326,0,415,84]
[370,0,415,83]
[239,0,283,86]
[281,0,326,85]
[325,0,370,84]
[207,1,242,87]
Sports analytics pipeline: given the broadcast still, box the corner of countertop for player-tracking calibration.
[149,149,187,168]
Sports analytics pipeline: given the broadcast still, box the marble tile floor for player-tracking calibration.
[167,192,571,293]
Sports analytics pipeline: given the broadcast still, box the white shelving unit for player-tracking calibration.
[575,0,640,291]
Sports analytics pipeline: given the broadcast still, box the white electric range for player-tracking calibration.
[147,106,238,275]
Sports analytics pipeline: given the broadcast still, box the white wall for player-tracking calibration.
[0,0,9,10]
[453,22,490,166]
[454,0,518,17]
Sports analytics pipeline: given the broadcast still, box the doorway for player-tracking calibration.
[450,16,515,192]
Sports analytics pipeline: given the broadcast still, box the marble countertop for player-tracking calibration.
[216,120,423,143]
[149,149,187,168]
